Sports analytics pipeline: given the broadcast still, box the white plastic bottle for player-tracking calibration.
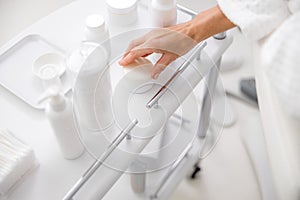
[151,0,177,27]
[67,15,110,83]
[73,45,114,131]
[39,86,84,160]
[83,14,111,55]
[83,14,109,43]
[67,42,99,84]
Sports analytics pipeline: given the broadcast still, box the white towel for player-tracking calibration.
[217,0,300,119]
[217,0,290,41]
[262,12,300,119]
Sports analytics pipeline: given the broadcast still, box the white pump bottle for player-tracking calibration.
[39,87,84,160]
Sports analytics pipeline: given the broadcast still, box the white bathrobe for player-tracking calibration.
[217,1,300,200]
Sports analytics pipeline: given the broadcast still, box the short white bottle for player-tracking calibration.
[151,0,177,27]
[39,86,85,160]
[83,14,111,53]
[67,15,110,83]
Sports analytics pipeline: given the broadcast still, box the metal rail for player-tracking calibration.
[150,143,193,199]
[146,42,207,109]
[63,119,138,200]
[177,4,197,17]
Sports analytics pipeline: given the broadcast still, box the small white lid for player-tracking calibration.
[106,0,137,14]
[39,64,58,80]
[85,14,105,31]
[32,53,66,78]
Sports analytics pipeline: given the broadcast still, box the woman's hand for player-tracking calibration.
[119,24,198,79]
[119,6,236,79]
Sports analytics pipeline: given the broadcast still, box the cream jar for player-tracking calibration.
[122,57,154,94]
[106,0,137,26]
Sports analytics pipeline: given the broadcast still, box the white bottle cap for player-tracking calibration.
[106,0,137,14]
[85,14,105,33]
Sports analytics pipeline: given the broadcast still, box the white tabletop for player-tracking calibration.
[0,1,197,199]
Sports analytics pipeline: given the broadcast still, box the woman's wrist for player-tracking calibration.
[184,5,236,43]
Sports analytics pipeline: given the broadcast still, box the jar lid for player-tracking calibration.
[106,0,137,14]
[85,14,105,31]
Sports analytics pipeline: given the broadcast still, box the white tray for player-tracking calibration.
[0,34,72,109]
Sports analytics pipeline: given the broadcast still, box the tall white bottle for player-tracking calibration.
[151,0,177,27]
[39,87,84,160]
[73,45,114,131]
[67,14,113,132]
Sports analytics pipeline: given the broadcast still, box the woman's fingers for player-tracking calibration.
[119,48,154,66]
[152,53,178,79]
[122,36,146,58]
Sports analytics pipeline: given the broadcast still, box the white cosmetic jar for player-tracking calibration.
[122,57,154,94]
[106,0,137,26]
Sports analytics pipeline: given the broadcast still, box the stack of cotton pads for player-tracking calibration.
[0,130,38,197]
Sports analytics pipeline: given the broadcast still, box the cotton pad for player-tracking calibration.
[0,130,38,197]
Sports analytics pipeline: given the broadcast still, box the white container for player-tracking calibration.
[106,0,137,26]
[32,53,65,89]
[83,14,111,58]
[74,44,113,131]
[130,160,147,193]
[67,42,98,84]
[38,87,85,160]
[83,14,110,45]
[122,57,154,94]
[151,0,177,27]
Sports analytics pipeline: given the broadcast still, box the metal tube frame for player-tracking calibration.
[146,42,207,109]
[197,58,222,138]
[147,4,227,198]
[63,119,138,200]
[150,143,193,199]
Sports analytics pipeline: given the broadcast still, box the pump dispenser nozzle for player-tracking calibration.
[38,86,66,111]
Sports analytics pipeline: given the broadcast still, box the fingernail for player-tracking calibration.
[119,60,125,65]
[153,73,159,79]
[119,57,129,66]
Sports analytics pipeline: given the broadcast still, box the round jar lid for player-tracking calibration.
[106,0,137,14]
